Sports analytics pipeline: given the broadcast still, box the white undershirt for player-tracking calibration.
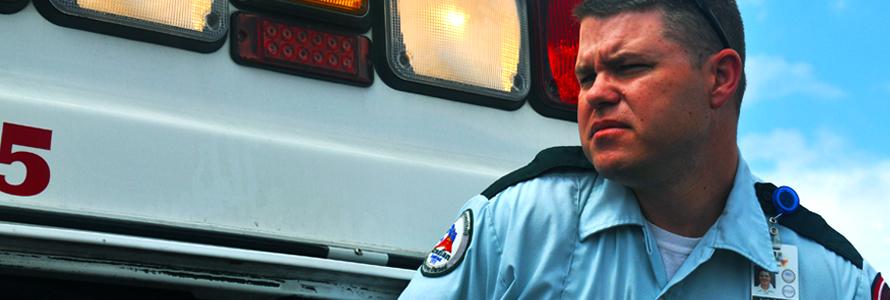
[645,221,702,281]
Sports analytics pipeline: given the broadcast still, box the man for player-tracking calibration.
[399,0,885,298]
[755,269,776,295]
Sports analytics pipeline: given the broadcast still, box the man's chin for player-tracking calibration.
[591,154,649,184]
[592,159,630,179]
[583,146,639,179]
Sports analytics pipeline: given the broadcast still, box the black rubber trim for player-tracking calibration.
[482,146,594,199]
[0,205,331,259]
[0,204,427,271]
[0,274,201,300]
[370,0,526,111]
[32,0,225,53]
[526,83,578,122]
[230,0,370,34]
[526,0,578,122]
[755,182,864,269]
[0,0,29,14]
[387,253,423,270]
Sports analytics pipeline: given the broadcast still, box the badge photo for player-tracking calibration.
[752,244,799,300]
[421,209,473,277]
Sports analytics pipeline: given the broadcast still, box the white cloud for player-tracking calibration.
[744,55,846,105]
[740,129,890,275]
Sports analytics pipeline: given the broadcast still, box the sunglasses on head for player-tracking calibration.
[693,0,733,50]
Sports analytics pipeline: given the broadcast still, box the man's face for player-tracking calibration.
[759,271,771,286]
[575,9,713,185]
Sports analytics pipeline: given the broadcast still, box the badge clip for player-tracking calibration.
[771,186,800,219]
[768,186,800,248]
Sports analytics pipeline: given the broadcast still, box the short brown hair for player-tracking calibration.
[573,0,746,112]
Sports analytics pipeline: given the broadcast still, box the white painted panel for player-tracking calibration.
[0,5,579,256]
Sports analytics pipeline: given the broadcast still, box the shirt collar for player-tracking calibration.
[577,175,647,238]
[709,156,776,272]
[576,154,776,272]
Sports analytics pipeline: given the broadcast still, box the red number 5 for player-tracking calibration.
[0,123,52,196]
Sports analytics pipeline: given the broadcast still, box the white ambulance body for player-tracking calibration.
[0,0,580,298]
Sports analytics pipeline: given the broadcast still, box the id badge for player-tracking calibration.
[752,244,800,300]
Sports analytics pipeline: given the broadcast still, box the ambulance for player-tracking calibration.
[0,0,581,298]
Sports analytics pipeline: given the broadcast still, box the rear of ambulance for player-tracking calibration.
[0,0,582,298]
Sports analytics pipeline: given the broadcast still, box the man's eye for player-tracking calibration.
[617,64,649,73]
[578,73,596,85]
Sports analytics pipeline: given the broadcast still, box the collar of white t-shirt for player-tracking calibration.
[645,220,703,281]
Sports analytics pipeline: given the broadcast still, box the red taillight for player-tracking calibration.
[231,12,373,87]
[530,0,582,121]
[544,0,581,105]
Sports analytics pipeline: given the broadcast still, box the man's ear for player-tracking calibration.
[708,49,742,109]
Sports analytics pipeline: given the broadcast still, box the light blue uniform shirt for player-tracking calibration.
[399,148,880,299]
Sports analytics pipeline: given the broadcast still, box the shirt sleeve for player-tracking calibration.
[398,195,503,300]
[854,259,882,300]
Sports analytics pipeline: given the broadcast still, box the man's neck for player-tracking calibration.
[633,151,739,238]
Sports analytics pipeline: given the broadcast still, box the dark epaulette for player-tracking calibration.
[754,182,864,269]
[481,146,596,199]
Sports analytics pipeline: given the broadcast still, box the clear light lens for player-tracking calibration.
[387,0,530,101]
[50,0,227,42]
[287,0,368,15]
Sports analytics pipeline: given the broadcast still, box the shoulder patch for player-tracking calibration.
[421,209,473,277]
[754,182,864,269]
[481,146,595,199]
[874,273,889,300]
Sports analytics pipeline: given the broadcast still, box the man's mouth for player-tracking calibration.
[589,120,628,139]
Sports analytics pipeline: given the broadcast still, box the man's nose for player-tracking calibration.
[581,74,620,109]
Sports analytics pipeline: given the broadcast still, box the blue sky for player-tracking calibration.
[736,0,890,274]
